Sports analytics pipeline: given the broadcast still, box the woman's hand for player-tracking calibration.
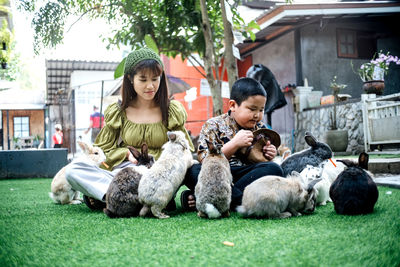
[262,140,277,161]
[127,151,138,164]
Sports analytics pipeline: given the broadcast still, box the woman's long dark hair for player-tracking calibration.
[120,59,170,126]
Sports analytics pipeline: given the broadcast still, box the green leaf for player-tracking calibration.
[248,20,260,30]
[144,34,159,54]
[249,31,256,42]
[114,57,126,79]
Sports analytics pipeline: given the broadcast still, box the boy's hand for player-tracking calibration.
[232,129,254,148]
[262,140,277,161]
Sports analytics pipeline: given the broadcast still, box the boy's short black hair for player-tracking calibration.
[230,77,266,106]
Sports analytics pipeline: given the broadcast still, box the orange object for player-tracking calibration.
[321,95,335,105]
[223,241,235,247]
[329,158,337,167]
[102,162,110,169]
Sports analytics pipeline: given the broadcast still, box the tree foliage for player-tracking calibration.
[18,0,259,114]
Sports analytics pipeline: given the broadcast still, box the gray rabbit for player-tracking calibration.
[103,144,154,218]
[280,132,332,177]
[195,140,232,219]
[138,131,194,219]
[237,173,321,219]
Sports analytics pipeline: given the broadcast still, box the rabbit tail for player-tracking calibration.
[49,191,71,204]
[236,205,247,216]
[205,203,221,218]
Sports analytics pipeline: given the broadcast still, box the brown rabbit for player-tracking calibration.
[195,140,232,219]
[103,144,154,218]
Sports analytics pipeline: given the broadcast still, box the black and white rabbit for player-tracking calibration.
[280,132,332,177]
[195,140,232,219]
[103,144,155,218]
[329,152,379,215]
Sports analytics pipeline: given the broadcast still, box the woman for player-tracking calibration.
[66,47,194,210]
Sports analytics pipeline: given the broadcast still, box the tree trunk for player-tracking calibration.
[199,0,223,116]
[220,0,238,91]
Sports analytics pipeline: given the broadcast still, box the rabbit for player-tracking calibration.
[236,172,321,219]
[49,141,106,204]
[138,131,194,219]
[280,132,332,177]
[300,159,347,206]
[103,144,155,218]
[273,144,292,164]
[329,152,379,215]
[195,140,233,219]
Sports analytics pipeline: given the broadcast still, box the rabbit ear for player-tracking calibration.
[337,159,356,167]
[128,146,141,160]
[205,139,214,150]
[304,132,317,147]
[167,131,177,142]
[141,143,149,157]
[307,178,322,193]
[77,141,90,154]
[358,152,369,170]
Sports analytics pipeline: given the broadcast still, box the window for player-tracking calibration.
[337,29,376,59]
[14,116,30,138]
[337,29,357,58]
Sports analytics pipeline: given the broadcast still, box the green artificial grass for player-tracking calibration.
[1,178,399,267]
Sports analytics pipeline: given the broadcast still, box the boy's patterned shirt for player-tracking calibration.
[197,111,267,166]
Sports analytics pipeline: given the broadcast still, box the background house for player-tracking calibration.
[237,1,400,147]
[0,89,45,150]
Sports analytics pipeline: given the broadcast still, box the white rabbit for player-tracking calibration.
[195,140,232,219]
[138,131,194,219]
[237,173,321,219]
[299,159,346,206]
[49,141,106,205]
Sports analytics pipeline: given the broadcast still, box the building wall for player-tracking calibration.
[294,101,364,155]
[241,32,297,142]
[300,21,400,98]
[251,31,296,87]
[1,109,45,150]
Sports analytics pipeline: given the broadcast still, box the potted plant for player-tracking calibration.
[324,76,348,152]
[352,51,400,95]
[32,134,43,148]
[12,136,21,150]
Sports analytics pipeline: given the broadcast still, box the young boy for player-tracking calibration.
[181,77,283,211]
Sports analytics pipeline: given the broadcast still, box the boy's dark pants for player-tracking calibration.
[183,161,284,209]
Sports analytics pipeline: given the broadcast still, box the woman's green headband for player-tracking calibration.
[123,47,164,75]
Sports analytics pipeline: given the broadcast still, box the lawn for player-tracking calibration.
[0,178,399,267]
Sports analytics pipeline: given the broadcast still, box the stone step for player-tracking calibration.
[368,158,400,174]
